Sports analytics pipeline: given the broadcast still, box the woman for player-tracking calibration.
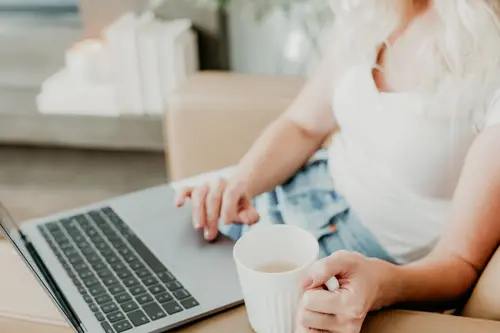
[176,0,500,332]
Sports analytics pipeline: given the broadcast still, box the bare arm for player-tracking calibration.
[380,124,500,307]
[233,48,337,197]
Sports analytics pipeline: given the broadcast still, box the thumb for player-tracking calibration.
[303,251,357,289]
[236,197,260,225]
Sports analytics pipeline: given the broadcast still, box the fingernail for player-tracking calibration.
[204,229,210,239]
[303,277,314,289]
[194,223,201,230]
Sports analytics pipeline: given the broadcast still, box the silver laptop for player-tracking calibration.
[0,184,243,333]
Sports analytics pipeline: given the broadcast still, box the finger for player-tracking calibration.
[298,309,337,332]
[303,251,360,289]
[205,180,226,241]
[237,202,260,225]
[220,185,241,224]
[303,289,367,320]
[191,184,209,230]
[175,187,193,207]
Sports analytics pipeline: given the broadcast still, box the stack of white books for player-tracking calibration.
[37,12,198,117]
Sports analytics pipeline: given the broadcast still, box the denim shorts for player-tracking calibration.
[219,150,395,263]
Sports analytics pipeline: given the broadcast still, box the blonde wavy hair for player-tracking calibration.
[330,0,500,128]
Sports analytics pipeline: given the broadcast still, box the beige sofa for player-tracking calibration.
[165,72,500,331]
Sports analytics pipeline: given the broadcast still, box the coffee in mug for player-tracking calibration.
[256,262,298,273]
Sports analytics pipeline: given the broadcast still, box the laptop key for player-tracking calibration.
[155,292,172,304]
[89,285,106,297]
[109,285,125,295]
[47,222,60,232]
[107,311,125,323]
[143,302,166,321]
[165,281,182,292]
[79,270,94,279]
[118,248,131,257]
[127,309,150,327]
[142,277,157,286]
[96,243,110,251]
[97,269,113,279]
[92,261,107,271]
[96,294,113,305]
[101,303,118,314]
[162,300,183,315]
[57,239,70,247]
[72,278,82,287]
[103,277,119,286]
[136,293,153,305]
[77,286,86,295]
[63,248,78,256]
[114,241,128,251]
[120,300,138,313]
[106,255,120,264]
[116,271,132,281]
[95,311,106,322]
[83,293,93,303]
[73,235,85,243]
[68,255,83,265]
[73,262,87,272]
[90,235,105,244]
[77,241,90,249]
[180,298,199,309]
[89,303,99,312]
[123,254,137,263]
[111,262,126,271]
[135,269,150,279]
[81,247,96,256]
[129,261,145,272]
[86,254,101,263]
[173,289,190,300]
[130,285,146,296]
[157,271,174,283]
[83,278,100,288]
[149,285,166,295]
[123,277,139,288]
[101,322,114,333]
[115,293,132,304]
[113,319,133,333]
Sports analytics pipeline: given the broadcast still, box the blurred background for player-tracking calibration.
[0,0,332,222]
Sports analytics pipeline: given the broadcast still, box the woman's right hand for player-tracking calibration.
[175,178,260,241]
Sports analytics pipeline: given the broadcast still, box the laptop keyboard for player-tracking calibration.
[38,207,199,333]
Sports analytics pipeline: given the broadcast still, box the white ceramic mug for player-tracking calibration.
[233,225,320,333]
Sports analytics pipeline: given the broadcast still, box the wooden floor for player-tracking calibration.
[0,145,167,222]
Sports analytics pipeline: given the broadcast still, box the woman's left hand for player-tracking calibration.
[296,250,394,333]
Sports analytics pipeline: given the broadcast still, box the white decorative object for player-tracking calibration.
[36,12,199,117]
[156,19,196,107]
[104,12,153,116]
[65,39,109,84]
[37,69,118,116]
[137,21,164,115]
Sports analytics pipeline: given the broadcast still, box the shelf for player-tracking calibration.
[0,111,165,151]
